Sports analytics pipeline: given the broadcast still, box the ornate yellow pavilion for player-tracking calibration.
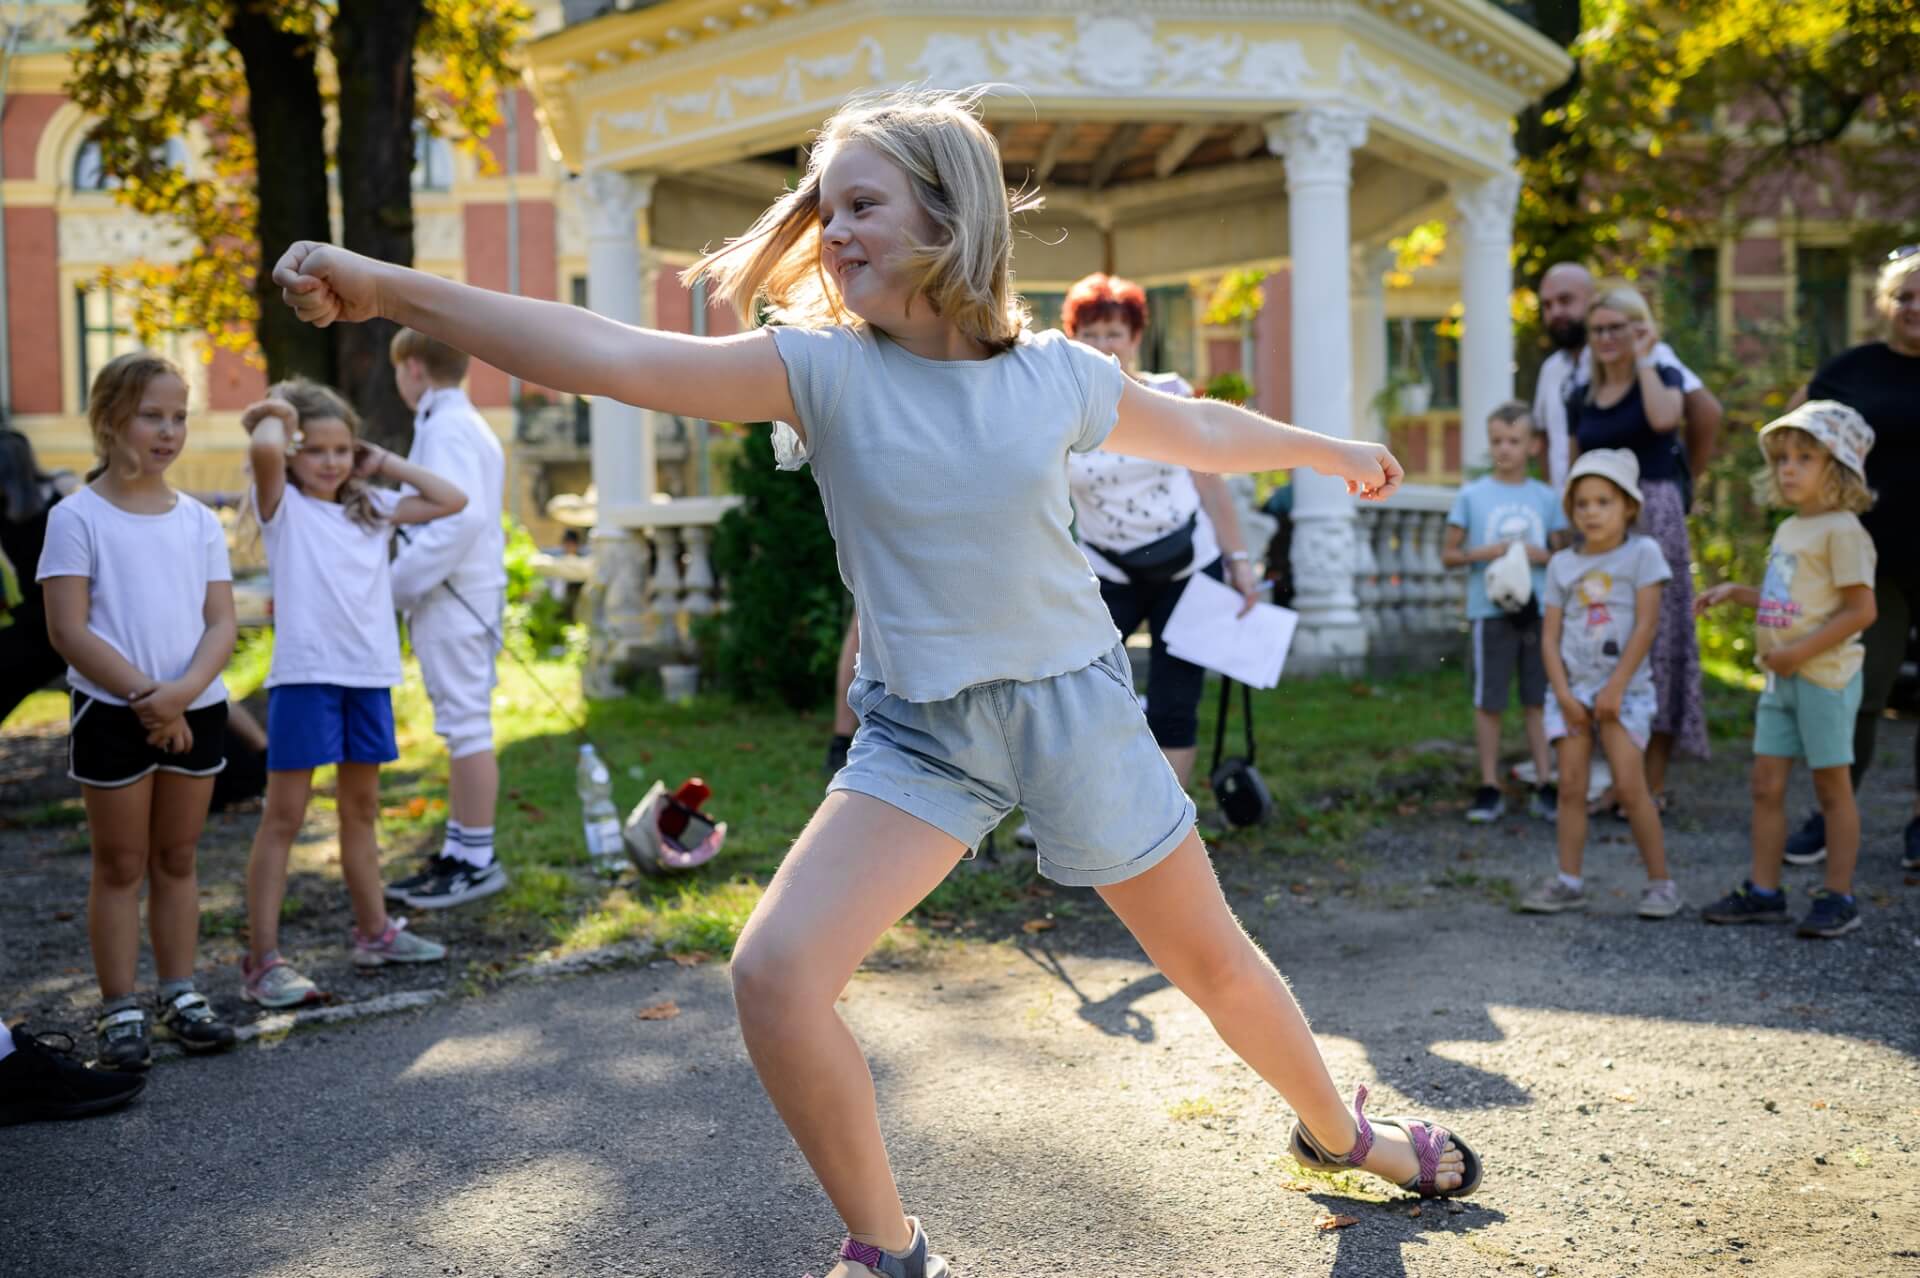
[522,0,1567,676]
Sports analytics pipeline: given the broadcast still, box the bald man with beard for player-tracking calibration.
[1532,262,1723,494]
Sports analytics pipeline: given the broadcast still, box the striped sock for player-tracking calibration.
[445,823,495,869]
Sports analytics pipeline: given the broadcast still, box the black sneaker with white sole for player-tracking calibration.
[1466,785,1505,824]
[397,855,509,909]
[384,858,440,902]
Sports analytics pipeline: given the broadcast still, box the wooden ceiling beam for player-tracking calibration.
[1033,122,1069,183]
[1229,122,1267,160]
[1088,122,1143,191]
[1155,122,1212,179]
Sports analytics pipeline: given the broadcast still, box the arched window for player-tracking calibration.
[72,134,189,193]
[412,124,454,192]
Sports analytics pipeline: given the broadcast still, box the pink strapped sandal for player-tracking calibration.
[1290,1085,1483,1198]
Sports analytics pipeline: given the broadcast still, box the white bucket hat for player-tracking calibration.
[1563,448,1644,515]
[1760,400,1875,484]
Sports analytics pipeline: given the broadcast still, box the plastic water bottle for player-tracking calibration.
[577,744,623,868]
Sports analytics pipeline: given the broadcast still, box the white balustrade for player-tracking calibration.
[1351,484,1467,665]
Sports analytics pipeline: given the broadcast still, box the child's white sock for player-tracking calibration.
[445,823,495,869]
[1558,872,1584,891]
[441,820,464,862]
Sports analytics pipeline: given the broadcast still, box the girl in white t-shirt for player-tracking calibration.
[272,88,1475,1275]
[37,351,239,1072]
[238,381,467,1008]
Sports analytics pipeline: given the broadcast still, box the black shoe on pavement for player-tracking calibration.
[1797,889,1861,939]
[1702,882,1791,925]
[398,855,509,910]
[1902,816,1920,872]
[155,990,236,1054]
[0,1026,146,1125]
[1466,785,1505,824]
[1782,810,1827,866]
[93,1005,151,1072]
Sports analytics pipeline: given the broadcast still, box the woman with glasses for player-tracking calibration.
[1566,284,1709,808]
[1776,247,1920,873]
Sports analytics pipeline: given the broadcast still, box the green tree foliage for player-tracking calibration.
[66,1,528,438]
[699,427,848,711]
[1515,0,1920,288]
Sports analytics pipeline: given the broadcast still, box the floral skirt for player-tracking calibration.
[1633,478,1710,760]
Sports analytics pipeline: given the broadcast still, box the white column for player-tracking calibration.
[1452,172,1520,474]
[1270,107,1370,671]
[1351,244,1393,442]
[581,169,656,679]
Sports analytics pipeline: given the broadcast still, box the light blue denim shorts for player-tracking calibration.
[1754,670,1861,770]
[831,642,1197,887]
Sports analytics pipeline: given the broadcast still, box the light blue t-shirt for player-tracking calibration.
[1446,475,1568,620]
[769,323,1127,703]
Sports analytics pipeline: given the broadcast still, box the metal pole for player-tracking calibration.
[504,86,522,523]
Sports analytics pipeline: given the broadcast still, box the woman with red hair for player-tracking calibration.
[1061,272,1260,788]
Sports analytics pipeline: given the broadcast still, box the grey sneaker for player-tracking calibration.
[1636,879,1683,919]
[154,990,236,1054]
[1519,875,1588,913]
[352,917,448,967]
[830,1218,950,1278]
[93,1005,151,1073]
[241,954,325,1008]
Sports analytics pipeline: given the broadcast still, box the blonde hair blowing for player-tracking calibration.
[1875,252,1920,319]
[686,86,1039,351]
[266,378,384,532]
[86,350,186,482]
[1755,426,1876,515]
[1586,284,1654,326]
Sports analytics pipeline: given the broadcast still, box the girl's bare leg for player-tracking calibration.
[247,769,314,965]
[1747,755,1792,892]
[1555,735,1593,878]
[729,791,966,1257]
[1599,726,1666,881]
[1645,731,1674,800]
[1098,834,1466,1192]
[147,772,217,983]
[1810,764,1858,896]
[334,763,390,936]
[84,778,156,1001]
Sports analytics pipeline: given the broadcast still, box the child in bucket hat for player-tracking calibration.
[1697,401,1878,938]
[1524,449,1682,919]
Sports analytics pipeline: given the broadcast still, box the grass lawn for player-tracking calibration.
[4,637,1761,965]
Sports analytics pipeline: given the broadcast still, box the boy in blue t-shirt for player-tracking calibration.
[1442,403,1570,823]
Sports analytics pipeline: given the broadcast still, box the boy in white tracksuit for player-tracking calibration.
[384,329,509,908]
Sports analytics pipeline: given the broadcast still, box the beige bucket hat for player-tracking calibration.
[1562,447,1644,517]
[1759,399,1875,484]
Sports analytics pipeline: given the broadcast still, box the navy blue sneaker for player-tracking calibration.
[1702,882,1790,925]
[1782,811,1826,866]
[1902,816,1920,872]
[1797,889,1860,938]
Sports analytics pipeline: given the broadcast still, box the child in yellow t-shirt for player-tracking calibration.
[1696,401,1878,938]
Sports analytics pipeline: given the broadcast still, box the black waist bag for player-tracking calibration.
[1209,677,1274,828]
[1088,513,1197,586]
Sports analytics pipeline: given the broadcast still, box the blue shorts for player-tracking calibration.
[831,643,1197,887]
[266,684,399,772]
[1754,671,1861,770]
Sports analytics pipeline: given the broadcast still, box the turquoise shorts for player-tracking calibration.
[831,642,1197,887]
[1753,671,1861,770]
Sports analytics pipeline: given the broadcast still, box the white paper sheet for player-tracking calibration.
[1159,570,1300,689]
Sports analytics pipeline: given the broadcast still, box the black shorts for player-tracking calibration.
[68,692,228,789]
[1470,614,1547,713]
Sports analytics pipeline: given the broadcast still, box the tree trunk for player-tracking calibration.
[330,0,425,452]
[1512,0,1587,400]
[225,5,336,389]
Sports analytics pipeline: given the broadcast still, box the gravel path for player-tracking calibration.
[5,720,1918,1277]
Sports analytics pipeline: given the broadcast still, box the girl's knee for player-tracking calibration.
[91,844,147,891]
[1750,763,1789,805]
[730,931,829,1018]
[1810,767,1854,807]
[149,841,198,881]
[1165,929,1267,1005]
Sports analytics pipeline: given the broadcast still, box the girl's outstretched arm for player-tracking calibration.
[272,242,796,428]
[360,442,469,526]
[1106,379,1403,501]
